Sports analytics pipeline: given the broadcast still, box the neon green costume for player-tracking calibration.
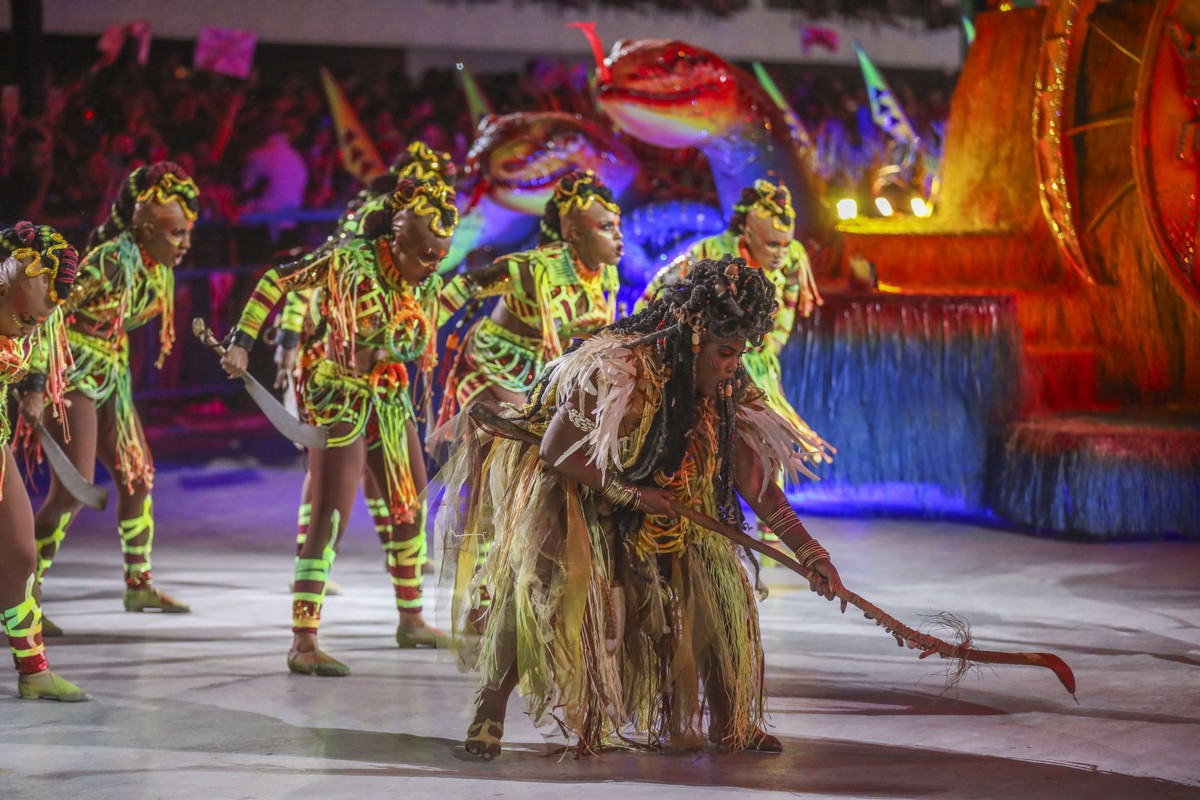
[437,243,620,424]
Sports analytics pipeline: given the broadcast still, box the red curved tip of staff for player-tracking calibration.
[1032,652,1077,697]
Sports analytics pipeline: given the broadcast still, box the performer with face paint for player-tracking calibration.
[221,176,457,675]
[269,143,457,648]
[438,257,839,759]
[436,169,623,425]
[0,222,88,700]
[21,164,199,627]
[638,180,828,549]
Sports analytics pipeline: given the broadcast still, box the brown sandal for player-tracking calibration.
[465,718,504,760]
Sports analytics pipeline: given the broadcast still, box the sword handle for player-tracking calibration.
[192,318,227,355]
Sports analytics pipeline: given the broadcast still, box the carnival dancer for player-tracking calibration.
[271,142,455,646]
[436,169,622,424]
[220,176,457,675]
[22,164,198,627]
[437,256,841,758]
[638,179,827,551]
[1,222,88,700]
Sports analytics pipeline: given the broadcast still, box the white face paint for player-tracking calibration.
[134,198,193,267]
[0,254,56,338]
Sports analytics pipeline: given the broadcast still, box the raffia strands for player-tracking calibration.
[989,411,1200,540]
[781,291,1023,511]
[920,611,976,691]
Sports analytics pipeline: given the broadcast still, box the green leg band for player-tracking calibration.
[296,502,312,550]
[3,575,47,672]
[386,534,424,611]
[35,512,73,583]
[118,496,155,577]
[366,496,391,548]
[292,511,339,632]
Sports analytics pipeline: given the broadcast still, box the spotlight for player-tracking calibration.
[836,198,858,220]
[910,197,932,217]
[874,197,894,217]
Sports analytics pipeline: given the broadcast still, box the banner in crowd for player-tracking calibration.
[95,20,151,70]
[801,25,840,54]
[853,41,918,144]
[195,26,259,79]
[320,68,386,183]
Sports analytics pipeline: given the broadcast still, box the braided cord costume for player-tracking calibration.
[436,242,620,422]
[25,231,179,593]
[1,312,71,502]
[29,232,176,490]
[437,331,822,752]
[1,224,88,700]
[272,173,446,614]
[234,236,440,631]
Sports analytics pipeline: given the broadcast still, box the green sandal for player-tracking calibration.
[18,670,90,702]
[287,649,350,677]
[124,586,191,613]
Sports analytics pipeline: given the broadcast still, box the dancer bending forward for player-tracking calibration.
[437,256,842,758]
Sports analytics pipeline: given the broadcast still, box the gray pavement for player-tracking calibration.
[2,456,1197,799]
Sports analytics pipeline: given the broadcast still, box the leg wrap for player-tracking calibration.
[3,575,48,675]
[292,511,339,634]
[366,496,391,547]
[118,496,155,588]
[295,502,312,553]
[35,511,73,585]
[386,530,424,613]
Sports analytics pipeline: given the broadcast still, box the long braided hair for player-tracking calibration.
[88,161,200,250]
[537,169,619,246]
[1,221,81,305]
[524,255,776,534]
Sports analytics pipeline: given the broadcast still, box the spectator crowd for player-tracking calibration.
[0,37,953,264]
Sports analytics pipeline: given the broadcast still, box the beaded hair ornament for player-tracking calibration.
[733,179,794,233]
[554,169,621,218]
[395,141,457,183]
[389,177,458,239]
[2,222,80,305]
[643,256,774,356]
[134,171,200,221]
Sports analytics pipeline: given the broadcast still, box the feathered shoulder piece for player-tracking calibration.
[541,331,664,483]
[736,395,829,500]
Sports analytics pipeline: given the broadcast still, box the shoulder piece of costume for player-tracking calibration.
[540,331,663,483]
[735,393,828,500]
[692,231,740,262]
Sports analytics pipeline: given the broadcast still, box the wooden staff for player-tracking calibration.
[468,404,1078,699]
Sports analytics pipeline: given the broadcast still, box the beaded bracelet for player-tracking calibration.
[601,480,641,509]
[793,540,831,568]
[565,406,596,433]
[761,498,801,538]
